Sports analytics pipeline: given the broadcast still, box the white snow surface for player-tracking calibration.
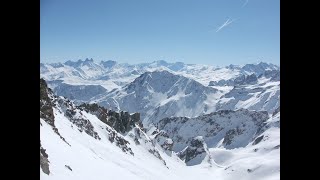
[41,60,279,90]
[40,97,279,180]
[40,60,280,179]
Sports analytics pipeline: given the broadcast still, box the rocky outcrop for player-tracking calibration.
[252,135,264,145]
[40,78,70,145]
[234,74,258,85]
[223,127,245,147]
[106,126,134,155]
[153,130,173,155]
[157,109,269,152]
[177,136,211,166]
[40,78,55,126]
[209,74,258,87]
[260,70,280,81]
[127,127,168,167]
[56,99,101,140]
[78,103,142,134]
[40,141,50,175]
[208,79,234,86]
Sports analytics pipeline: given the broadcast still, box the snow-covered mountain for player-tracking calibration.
[89,70,279,125]
[90,70,222,124]
[40,59,279,90]
[156,109,269,152]
[40,78,280,180]
[41,60,279,115]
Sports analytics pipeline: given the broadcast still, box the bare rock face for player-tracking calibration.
[154,130,174,155]
[40,79,70,145]
[222,127,245,147]
[78,103,142,134]
[40,141,50,175]
[178,136,211,166]
[252,135,264,145]
[157,109,269,152]
[106,126,134,155]
[40,78,55,126]
[58,100,101,140]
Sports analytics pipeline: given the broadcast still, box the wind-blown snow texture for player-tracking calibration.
[40,60,280,180]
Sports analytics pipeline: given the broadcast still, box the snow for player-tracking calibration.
[41,96,279,180]
[40,60,279,180]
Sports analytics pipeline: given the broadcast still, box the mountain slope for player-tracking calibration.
[155,109,269,151]
[41,59,279,89]
[40,78,279,180]
[90,70,223,125]
[91,70,279,125]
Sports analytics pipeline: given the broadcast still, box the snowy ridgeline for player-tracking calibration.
[41,59,279,86]
[40,79,279,180]
[41,60,279,127]
[90,70,279,125]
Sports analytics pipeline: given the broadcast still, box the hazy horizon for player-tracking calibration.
[40,57,279,67]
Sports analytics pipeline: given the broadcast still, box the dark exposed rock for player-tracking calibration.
[273,145,280,149]
[252,135,264,145]
[78,103,143,134]
[261,70,280,81]
[40,141,50,175]
[106,126,134,155]
[273,106,280,116]
[41,79,100,141]
[233,74,258,86]
[178,136,211,166]
[208,79,234,86]
[148,149,167,167]
[62,106,101,140]
[223,127,245,146]
[40,78,55,126]
[65,165,72,171]
[40,79,70,146]
[157,109,269,152]
[154,130,174,153]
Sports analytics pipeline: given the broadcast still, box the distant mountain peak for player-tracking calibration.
[100,60,117,68]
[85,58,94,62]
[153,60,168,65]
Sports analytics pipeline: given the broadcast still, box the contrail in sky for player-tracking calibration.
[216,18,236,32]
[242,0,249,8]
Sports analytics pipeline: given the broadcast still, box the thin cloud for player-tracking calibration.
[216,18,236,32]
[241,0,249,8]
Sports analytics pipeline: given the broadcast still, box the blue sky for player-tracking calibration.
[40,0,279,66]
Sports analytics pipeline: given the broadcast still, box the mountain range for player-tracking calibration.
[40,59,280,180]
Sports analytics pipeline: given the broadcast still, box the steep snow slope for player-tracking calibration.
[40,79,279,180]
[208,110,280,180]
[40,81,280,180]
